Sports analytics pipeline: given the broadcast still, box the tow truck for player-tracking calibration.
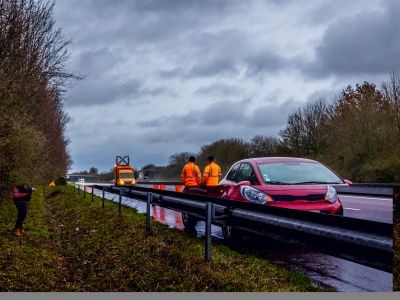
[114,155,136,186]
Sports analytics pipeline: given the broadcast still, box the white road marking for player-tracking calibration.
[344,208,361,211]
[339,195,392,201]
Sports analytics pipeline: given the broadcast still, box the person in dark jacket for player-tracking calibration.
[12,184,36,236]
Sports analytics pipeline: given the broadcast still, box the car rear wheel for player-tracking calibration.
[182,213,198,228]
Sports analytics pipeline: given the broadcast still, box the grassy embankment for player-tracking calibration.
[0,186,323,291]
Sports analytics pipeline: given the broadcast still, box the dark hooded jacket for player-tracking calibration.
[12,185,33,205]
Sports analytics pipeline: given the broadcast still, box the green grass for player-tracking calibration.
[0,186,323,291]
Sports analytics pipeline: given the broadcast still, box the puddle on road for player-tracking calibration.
[89,187,392,292]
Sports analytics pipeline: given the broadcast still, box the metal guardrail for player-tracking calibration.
[135,181,397,197]
[334,183,394,197]
[83,183,393,272]
[137,181,182,185]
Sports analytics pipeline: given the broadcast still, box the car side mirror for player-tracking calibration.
[344,179,353,186]
[245,175,257,185]
[237,180,251,186]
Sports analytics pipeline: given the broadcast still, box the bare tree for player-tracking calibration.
[280,108,305,156]
[382,72,400,132]
[248,135,279,157]
[0,0,79,186]
[302,98,330,156]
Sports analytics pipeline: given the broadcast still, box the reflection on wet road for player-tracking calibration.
[90,187,392,292]
[223,236,392,292]
[151,205,184,231]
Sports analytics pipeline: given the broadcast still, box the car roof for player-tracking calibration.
[237,157,319,164]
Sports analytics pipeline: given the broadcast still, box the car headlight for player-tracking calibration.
[240,186,273,204]
[325,185,338,203]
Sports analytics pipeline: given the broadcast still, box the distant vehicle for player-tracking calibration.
[182,157,349,240]
[114,155,136,187]
[79,178,85,183]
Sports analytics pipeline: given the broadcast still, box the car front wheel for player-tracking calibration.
[182,213,198,228]
[222,224,243,244]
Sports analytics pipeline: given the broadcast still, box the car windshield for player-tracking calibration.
[257,162,344,184]
[120,172,134,178]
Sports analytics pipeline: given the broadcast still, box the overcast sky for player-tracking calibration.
[53,0,400,173]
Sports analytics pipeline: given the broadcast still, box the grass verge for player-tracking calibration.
[0,186,323,291]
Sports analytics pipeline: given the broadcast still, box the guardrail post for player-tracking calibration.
[205,202,213,262]
[84,185,86,198]
[78,184,80,195]
[91,186,94,202]
[119,188,122,215]
[146,192,152,232]
[102,186,105,208]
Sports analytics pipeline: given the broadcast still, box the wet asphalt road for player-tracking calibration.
[339,194,393,224]
[86,186,393,292]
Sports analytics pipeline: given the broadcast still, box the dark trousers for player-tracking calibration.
[15,203,28,229]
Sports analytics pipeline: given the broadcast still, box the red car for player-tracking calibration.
[182,157,349,239]
[219,157,346,214]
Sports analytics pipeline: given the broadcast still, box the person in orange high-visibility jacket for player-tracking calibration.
[203,156,222,186]
[181,156,202,187]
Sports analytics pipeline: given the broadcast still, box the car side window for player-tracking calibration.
[236,163,257,184]
[226,163,241,182]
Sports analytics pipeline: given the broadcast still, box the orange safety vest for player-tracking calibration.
[181,162,201,186]
[203,162,221,186]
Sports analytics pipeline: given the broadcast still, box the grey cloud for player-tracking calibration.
[159,68,184,79]
[187,58,240,78]
[250,103,292,127]
[199,100,248,125]
[87,0,232,15]
[138,98,297,133]
[305,0,374,25]
[184,51,289,79]
[304,0,400,77]
[66,78,172,107]
[141,86,177,97]
[132,0,232,14]
[69,133,171,172]
[58,0,239,48]
[66,78,142,107]
[242,98,303,128]
[244,52,288,76]
[186,30,290,79]
[133,99,293,161]
[195,83,243,97]
[138,100,247,128]
[306,88,338,103]
[77,47,122,74]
